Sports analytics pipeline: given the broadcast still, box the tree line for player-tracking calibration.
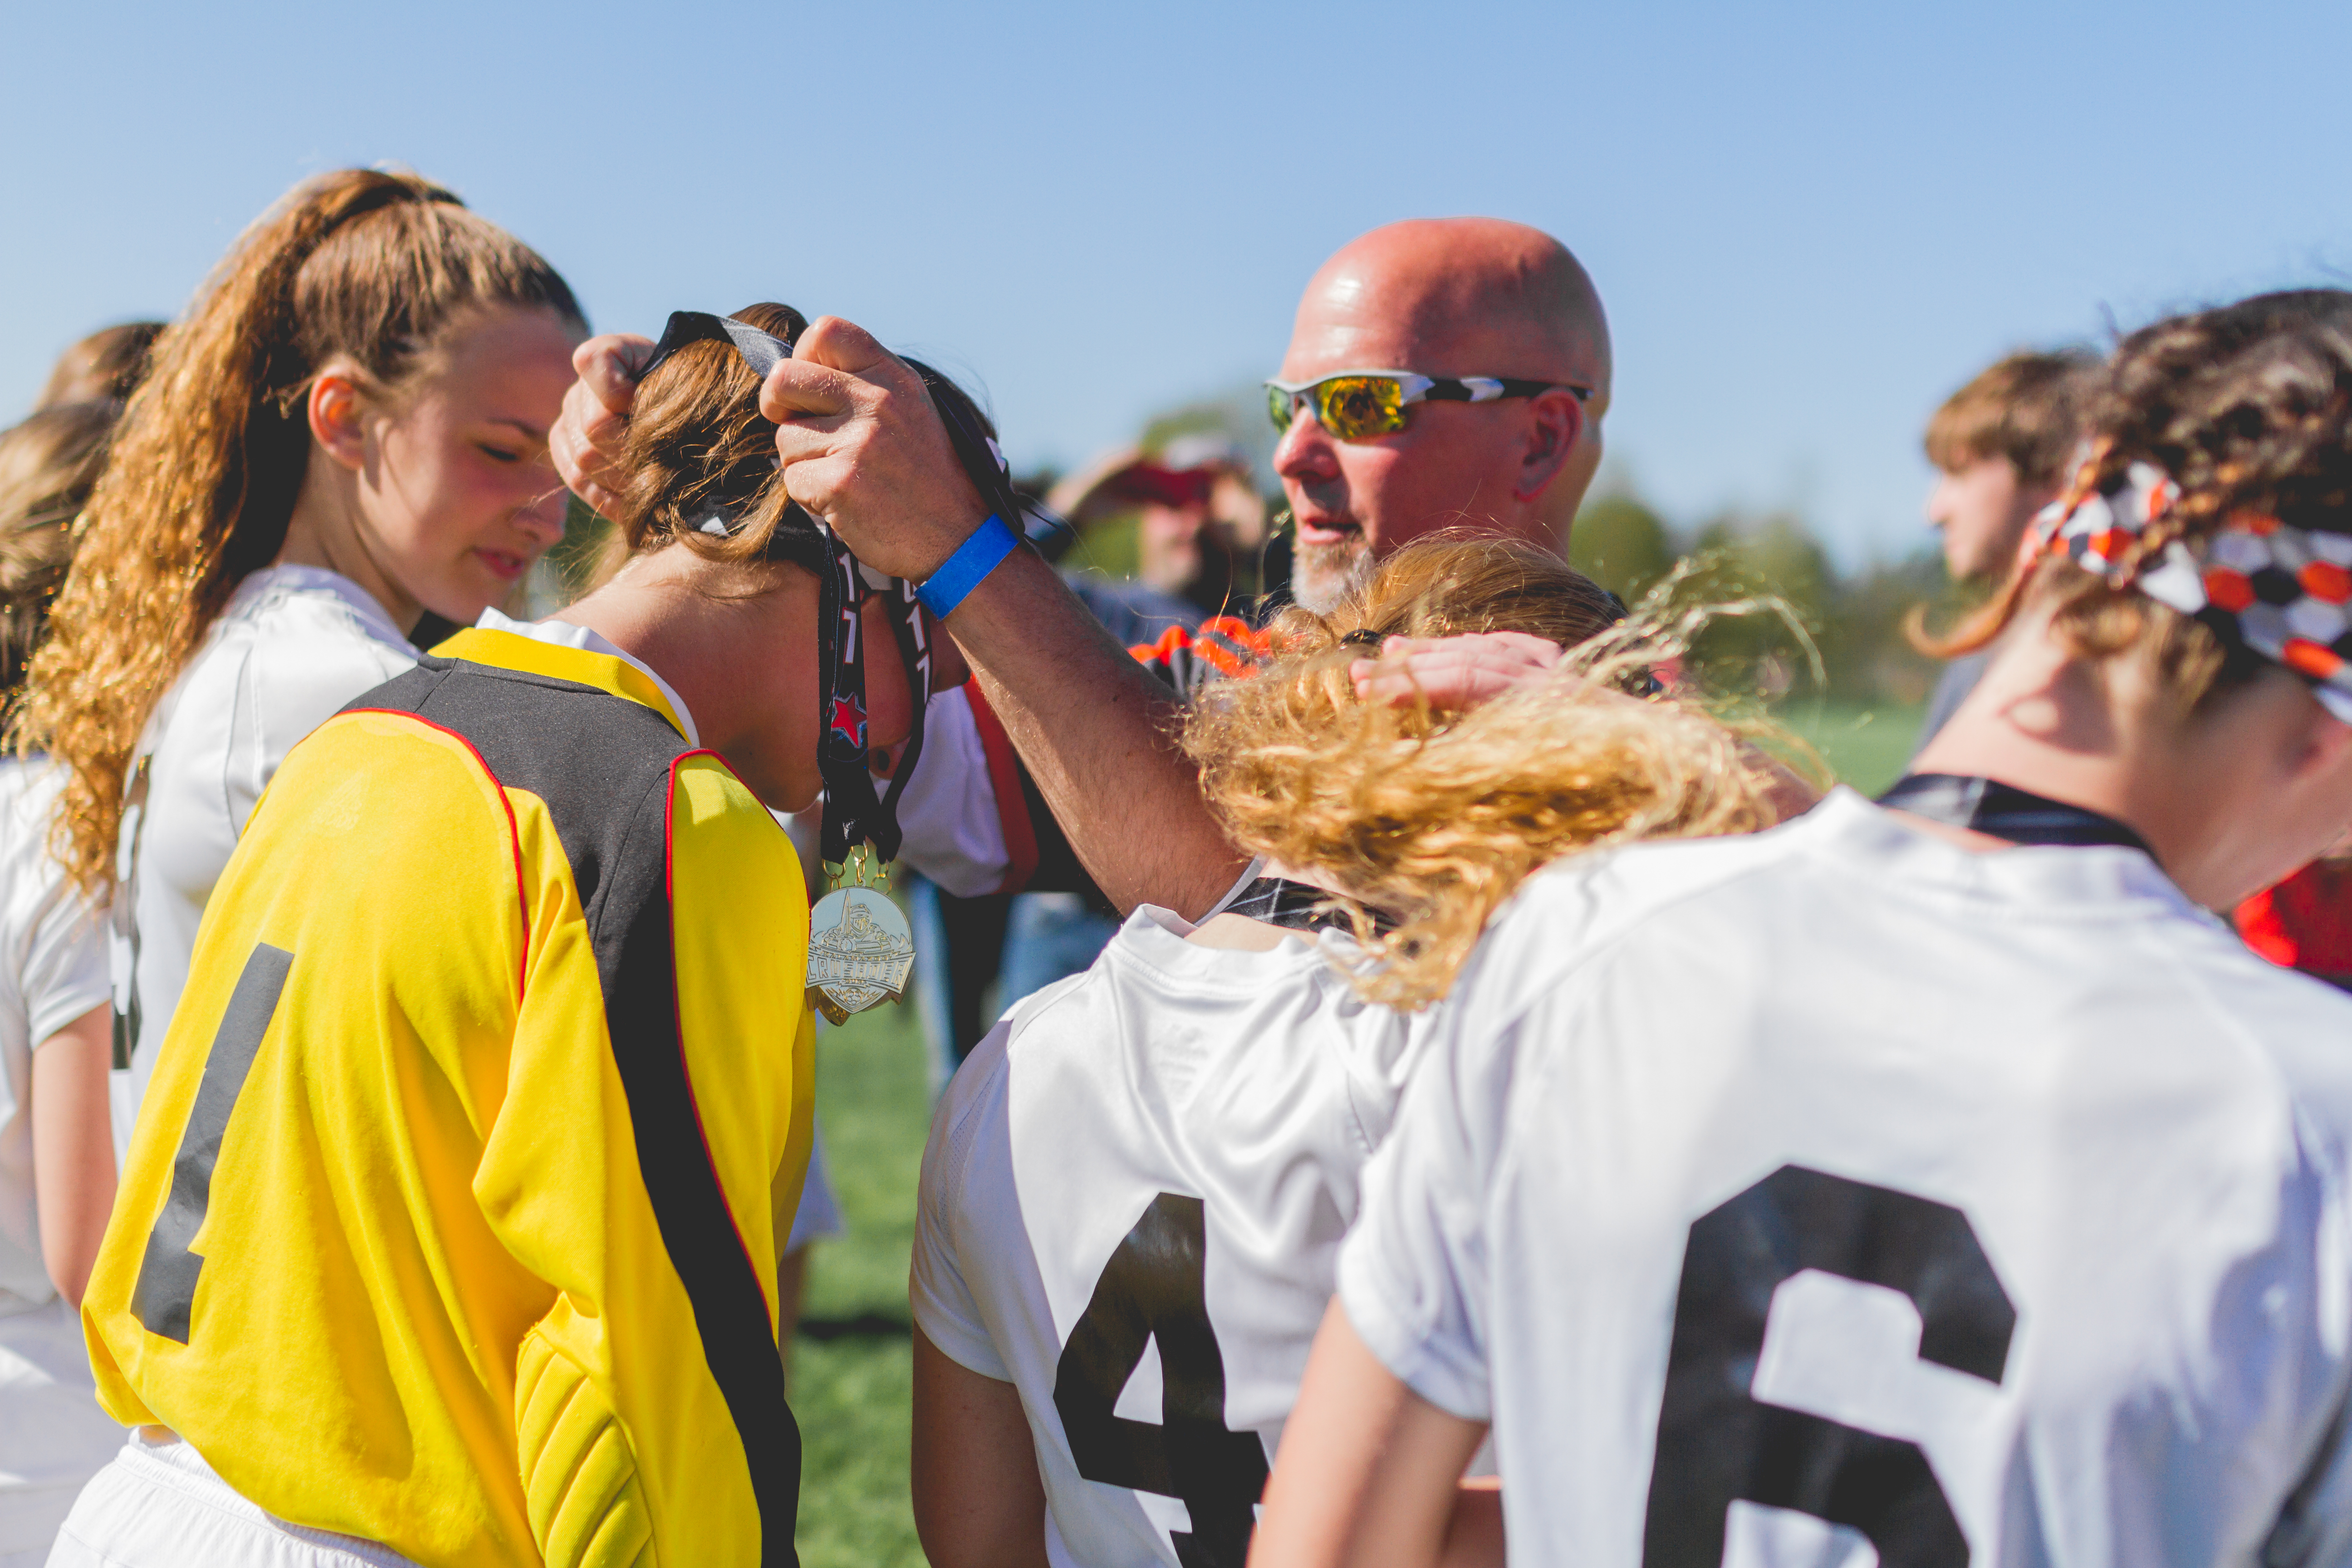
[1568,492,1955,709]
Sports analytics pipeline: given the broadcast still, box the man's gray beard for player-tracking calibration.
[1291,534,1374,614]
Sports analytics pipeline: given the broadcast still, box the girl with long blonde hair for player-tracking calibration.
[908,535,1784,1568]
[1259,292,2352,1568]
[12,169,583,1153]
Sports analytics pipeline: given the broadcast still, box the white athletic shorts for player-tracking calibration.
[0,1298,122,1567]
[46,1433,421,1568]
[786,1122,843,1253]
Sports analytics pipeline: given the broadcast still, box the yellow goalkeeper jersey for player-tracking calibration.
[79,627,816,1568]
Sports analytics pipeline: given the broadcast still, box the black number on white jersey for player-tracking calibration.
[1642,1164,2016,1568]
[132,942,293,1343]
[1053,1191,1269,1568]
[110,755,150,1070]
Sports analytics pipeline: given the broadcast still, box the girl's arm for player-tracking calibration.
[1250,1300,1490,1568]
[912,1325,1049,1568]
[33,1002,117,1305]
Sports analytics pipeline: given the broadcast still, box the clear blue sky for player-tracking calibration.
[7,0,2349,563]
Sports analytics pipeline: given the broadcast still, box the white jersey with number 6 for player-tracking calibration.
[914,904,1438,1568]
[1341,788,2352,1568]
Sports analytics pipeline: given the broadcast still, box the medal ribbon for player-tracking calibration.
[814,538,931,867]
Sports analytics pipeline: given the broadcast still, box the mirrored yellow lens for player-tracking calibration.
[1267,384,1295,432]
[1316,377,1406,439]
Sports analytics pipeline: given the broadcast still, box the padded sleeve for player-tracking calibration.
[482,755,813,1568]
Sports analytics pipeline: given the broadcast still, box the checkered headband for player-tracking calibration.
[2034,460,2352,723]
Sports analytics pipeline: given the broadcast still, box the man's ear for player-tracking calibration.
[1512,388,1585,502]
[308,369,368,474]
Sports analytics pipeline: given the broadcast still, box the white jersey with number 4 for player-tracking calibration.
[914,904,1439,1568]
[1341,787,2352,1568]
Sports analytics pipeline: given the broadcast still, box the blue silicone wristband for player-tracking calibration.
[915,513,1020,619]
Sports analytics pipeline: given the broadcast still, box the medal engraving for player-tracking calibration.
[806,885,916,1024]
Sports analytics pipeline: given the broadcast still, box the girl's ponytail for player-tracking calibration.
[13,168,581,893]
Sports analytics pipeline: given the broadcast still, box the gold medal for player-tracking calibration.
[805,846,916,1025]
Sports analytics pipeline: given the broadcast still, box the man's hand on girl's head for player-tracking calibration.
[761,316,990,584]
[550,333,653,518]
[1351,631,1567,711]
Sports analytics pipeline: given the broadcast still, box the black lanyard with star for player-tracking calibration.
[813,532,929,869]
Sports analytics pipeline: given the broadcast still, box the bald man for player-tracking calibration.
[550,220,1612,918]
[1275,218,1612,610]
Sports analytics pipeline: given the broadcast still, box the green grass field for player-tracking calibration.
[791,999,931,1568]
[1774,698,1927,797]
[785,699,1926,1563]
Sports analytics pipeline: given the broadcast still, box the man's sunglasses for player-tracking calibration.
[1265,370,1592,441]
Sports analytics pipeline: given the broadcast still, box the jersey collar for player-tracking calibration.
[225,564,417,654]
[436,611,700,745]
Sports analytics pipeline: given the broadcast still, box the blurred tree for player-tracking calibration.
[1568,495,1678,602]
[1832,549,1952,705]
[1671,512,1837,699]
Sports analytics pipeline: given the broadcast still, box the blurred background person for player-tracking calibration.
[10,168,582,1158]
[1048,432,1266,645]
[1912,347,2096,749]
[32,323,163,413]
[1014,434,1265,1003]
[2237,833,2352,990]
[0,400,129,1566]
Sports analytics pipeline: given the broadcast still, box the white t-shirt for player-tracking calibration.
[914,905,1439,1568]
[1340,788,2352,1568]
[110,566,418,1159]
[0,760,113,1313]
[892,685,1011,900]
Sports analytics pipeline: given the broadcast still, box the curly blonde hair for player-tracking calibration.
[12,168,581,894]
[1185,535,1776,1007]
